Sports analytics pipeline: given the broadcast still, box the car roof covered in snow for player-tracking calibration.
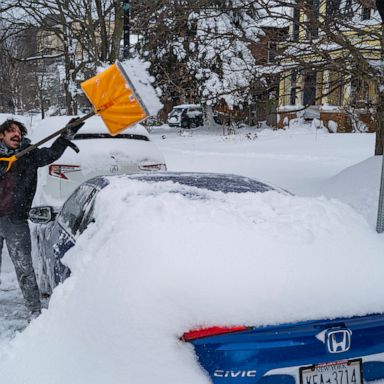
[29,115,150,142]
[85,172,284,195]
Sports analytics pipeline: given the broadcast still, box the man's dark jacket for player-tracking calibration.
[0,136,71,220]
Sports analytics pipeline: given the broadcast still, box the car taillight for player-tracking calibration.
[182,326,250,342]
[49,164,81,180]
[139,163,167,171]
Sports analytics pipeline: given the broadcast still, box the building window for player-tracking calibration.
[303,71,317,106]
[343,0,353,18]
[267,41,277,63]
[326,0,341,17]
[350,78,370,107]
[305,0,320,39]
[292,5,300,41]
[361,7,371,20]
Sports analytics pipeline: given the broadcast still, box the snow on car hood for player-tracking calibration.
[1,178,384,383]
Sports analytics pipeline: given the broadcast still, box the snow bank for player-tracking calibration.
[0,177,384,383]
[320,156,381,226]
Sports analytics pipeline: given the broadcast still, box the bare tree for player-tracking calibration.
[1,0,124,115]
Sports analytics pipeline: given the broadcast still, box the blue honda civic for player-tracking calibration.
[29,172,384,384]
[181,315,384,383]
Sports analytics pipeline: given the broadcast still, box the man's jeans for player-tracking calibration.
[0,216,41,313]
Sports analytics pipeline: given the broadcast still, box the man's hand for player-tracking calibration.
[61,117,85,140]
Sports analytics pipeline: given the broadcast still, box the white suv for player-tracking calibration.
[31,115,167,205]
[167,104,204,128]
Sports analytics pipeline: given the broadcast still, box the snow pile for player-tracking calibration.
[320,156,381,227]
[0,177,384,383]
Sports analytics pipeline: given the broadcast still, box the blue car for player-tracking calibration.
[182,315,384,384]
[30,172,278,294]
[29,172,384,384]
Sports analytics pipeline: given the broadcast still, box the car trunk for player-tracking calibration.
[38,135,166,204]
[184,314,384,383]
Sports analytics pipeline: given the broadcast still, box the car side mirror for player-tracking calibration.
[28,206,56,224]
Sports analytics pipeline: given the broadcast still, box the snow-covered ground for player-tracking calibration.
[0,119,383,383]
[151,122,378,226]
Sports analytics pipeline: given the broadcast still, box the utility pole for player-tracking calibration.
[123,0,130,59]
[376,0,384,233]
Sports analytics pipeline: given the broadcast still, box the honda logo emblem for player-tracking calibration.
[110,165,119,173]
[326,329,352,354]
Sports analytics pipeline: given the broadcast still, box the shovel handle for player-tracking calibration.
[16,110,96,160]
[0,155,17,172]
[0,111,96,173]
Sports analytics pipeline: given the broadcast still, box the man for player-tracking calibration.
[0,118,82,319]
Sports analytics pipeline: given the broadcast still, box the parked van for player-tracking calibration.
[167,104,204,128]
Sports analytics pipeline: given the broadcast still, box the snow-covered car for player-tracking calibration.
[167,104,204,128]
[28,172,384,384]
[29,172,278,294]
[30,115,167,204]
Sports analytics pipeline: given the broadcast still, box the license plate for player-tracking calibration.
[300,359,362,384]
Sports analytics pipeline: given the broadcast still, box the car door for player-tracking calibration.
[47,183,98,288]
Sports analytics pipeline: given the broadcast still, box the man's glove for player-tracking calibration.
[61,117,85,140]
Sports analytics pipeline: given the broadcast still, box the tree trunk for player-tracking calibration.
[110,1,124,62]
[94,0,109,62]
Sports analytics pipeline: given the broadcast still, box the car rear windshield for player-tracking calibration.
[170,109,184,116]
[74,133,149,141]
[131,174,276,193]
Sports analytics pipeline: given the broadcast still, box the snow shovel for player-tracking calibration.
[0,61,150,173]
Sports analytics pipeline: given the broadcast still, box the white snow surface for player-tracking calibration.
[320,156,382,227]
[1,121,384,383]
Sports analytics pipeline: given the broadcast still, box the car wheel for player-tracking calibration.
[189,121,197,129]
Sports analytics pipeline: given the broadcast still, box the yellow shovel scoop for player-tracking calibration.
[0,61,150,173]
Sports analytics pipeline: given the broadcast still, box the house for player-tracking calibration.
[277,0,380,132]
[212,24,289,127]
